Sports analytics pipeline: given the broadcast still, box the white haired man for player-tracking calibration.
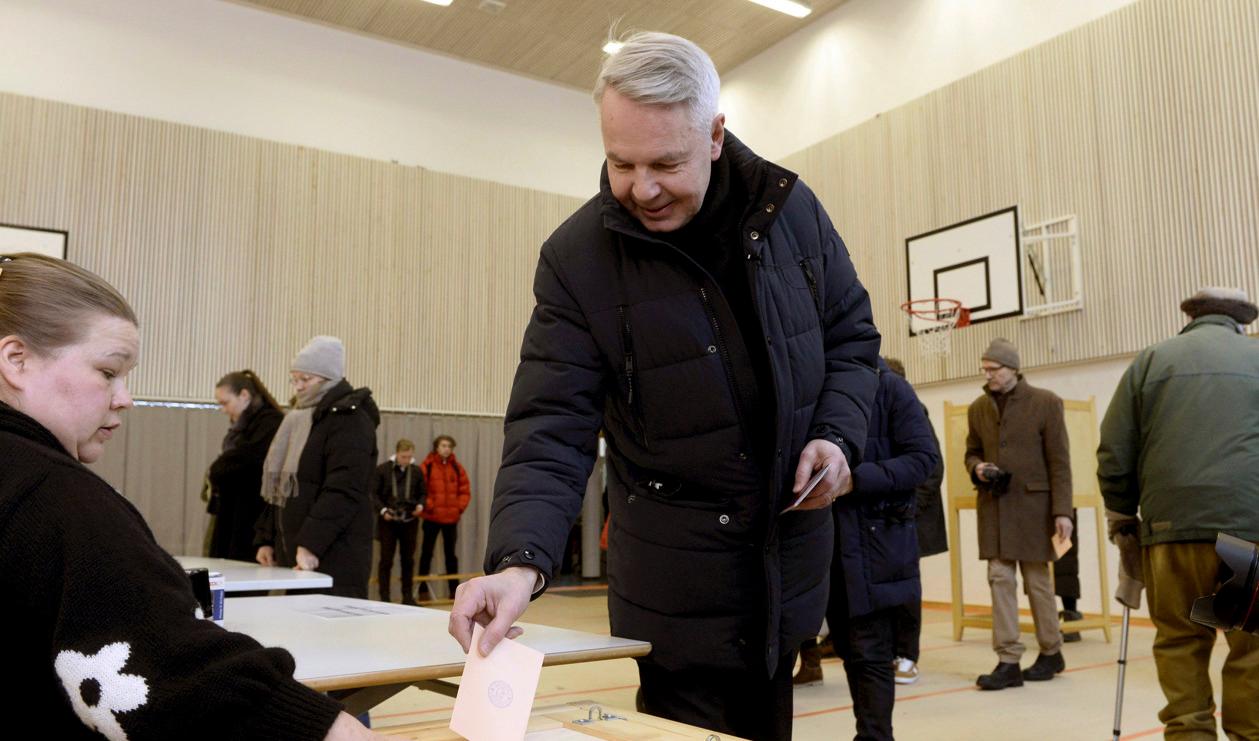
[448,32,880,740]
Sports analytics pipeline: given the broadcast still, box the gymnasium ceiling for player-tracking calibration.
[228,0,849,91]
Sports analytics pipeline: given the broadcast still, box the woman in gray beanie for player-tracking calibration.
[254,336,381,598]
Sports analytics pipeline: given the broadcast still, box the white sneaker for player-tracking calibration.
[893,657,919,684]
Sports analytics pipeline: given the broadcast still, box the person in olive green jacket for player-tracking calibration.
[965,338,1074,690]
[1098,287,1259,741]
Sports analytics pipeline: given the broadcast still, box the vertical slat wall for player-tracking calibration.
[780,0,1259,383]
[0,94,580,412]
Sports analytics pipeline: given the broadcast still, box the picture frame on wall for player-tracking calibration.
[0,223,69,260]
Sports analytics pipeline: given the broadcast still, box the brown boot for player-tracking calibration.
[793,642,824,686]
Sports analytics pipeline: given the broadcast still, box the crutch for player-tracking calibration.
[1112,605,1132,741]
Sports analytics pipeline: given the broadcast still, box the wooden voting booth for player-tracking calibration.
[943,397,1112,642]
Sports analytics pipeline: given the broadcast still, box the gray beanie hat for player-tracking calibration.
[982,337,1020,370]
[291,335,345,380]
[1180,287,1258,325]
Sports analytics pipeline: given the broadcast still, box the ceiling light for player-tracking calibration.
[747,0,812,18]
[419,0,453,6]
[602,41,624,55]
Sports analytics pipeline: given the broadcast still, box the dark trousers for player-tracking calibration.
[892,600,921,663]
[419,521,459,591]
[377,518,419,603]
[636,649,797,741]
[829,585,897,740]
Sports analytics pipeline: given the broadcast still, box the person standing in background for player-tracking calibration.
[1098,287,1259,740]
[966,338,1073,691]
[372,438,427,605]
[207,370,284,562]
[882,357,947,685]
[255,336,380,599]
[418,434,470,598]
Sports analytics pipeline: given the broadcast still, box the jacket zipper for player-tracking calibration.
[617,304,636,406]
[699,286,747,435]
[800,259,823,320]
[617,304,649,448]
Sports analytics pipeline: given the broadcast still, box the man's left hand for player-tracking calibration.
[791,439,853,510]
[413,505,424,518]
[295,545,320,571]
[1055,516,1074,542]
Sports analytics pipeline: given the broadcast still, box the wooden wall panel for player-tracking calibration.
[782,0,1259,383]
[0,93,582,410]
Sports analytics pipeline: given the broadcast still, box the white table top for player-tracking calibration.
[223,594,651,691]
[174,556,333,592]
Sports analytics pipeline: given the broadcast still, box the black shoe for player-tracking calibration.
[1022,652,1065,681]
[1060,609,1083,642]
[977,662,1024,690]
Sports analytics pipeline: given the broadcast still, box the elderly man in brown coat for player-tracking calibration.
[965,338,1073,690]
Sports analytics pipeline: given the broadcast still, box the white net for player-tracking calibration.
[903,299,964,357]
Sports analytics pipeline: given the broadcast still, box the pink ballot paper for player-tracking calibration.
[450,623,545,741]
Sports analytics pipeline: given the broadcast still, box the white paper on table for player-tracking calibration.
[450,623,545,741]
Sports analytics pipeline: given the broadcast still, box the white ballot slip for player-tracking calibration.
[450,623,545,741]
[780,464,831,514]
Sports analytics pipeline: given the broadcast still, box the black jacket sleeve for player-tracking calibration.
[371,463,390,511]
[206,410,280,495]
[484,243,605,586]
[413,464,428,509]
[2,472,341,739]
[806,201,881,464]
[851,375,940,497]
[297,411,377,557]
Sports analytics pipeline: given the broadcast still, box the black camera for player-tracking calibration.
[386,499,421,523]
[1190,533,1259,635]
[976,466,1013,496]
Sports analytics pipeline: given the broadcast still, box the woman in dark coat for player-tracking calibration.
[208,370,283,561]
[823,357,939,741]
[254,336,380,599]
[0,253,372,740]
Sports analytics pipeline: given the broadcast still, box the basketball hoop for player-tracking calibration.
[900,298,971,356]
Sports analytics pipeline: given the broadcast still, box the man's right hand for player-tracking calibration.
[382,511,394,522]
[256,545,275,566]
[975,463,998,482]
[448,566,535,657]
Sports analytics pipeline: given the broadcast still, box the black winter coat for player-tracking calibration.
[487,133,881,674]
[255,380,380,598]
[833,359,939,618]
[0,403,341,739]
[208,404,282,561]
[914,411,948,558]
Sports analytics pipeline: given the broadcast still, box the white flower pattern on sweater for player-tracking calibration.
[55,642,149,741]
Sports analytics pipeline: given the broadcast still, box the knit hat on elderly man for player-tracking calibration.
[291,335,345,380]
[1180,287,1258,325]
[981,338,1020,370]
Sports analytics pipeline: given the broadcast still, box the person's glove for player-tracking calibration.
[1106,509,1144,609]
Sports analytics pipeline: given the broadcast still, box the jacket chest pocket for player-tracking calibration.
[758,256,824,336]
[612,300,740,444]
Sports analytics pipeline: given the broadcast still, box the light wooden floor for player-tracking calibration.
[366,589,1238,740]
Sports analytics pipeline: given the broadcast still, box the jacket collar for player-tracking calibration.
[1181,314,1243,335]
[313,379,381,425]
[597,131,798,259]
[982,375,1029,402]
[0,401,75,460]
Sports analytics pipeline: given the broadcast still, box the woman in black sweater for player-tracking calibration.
[0,253,379,740]
[208,370,283,561]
